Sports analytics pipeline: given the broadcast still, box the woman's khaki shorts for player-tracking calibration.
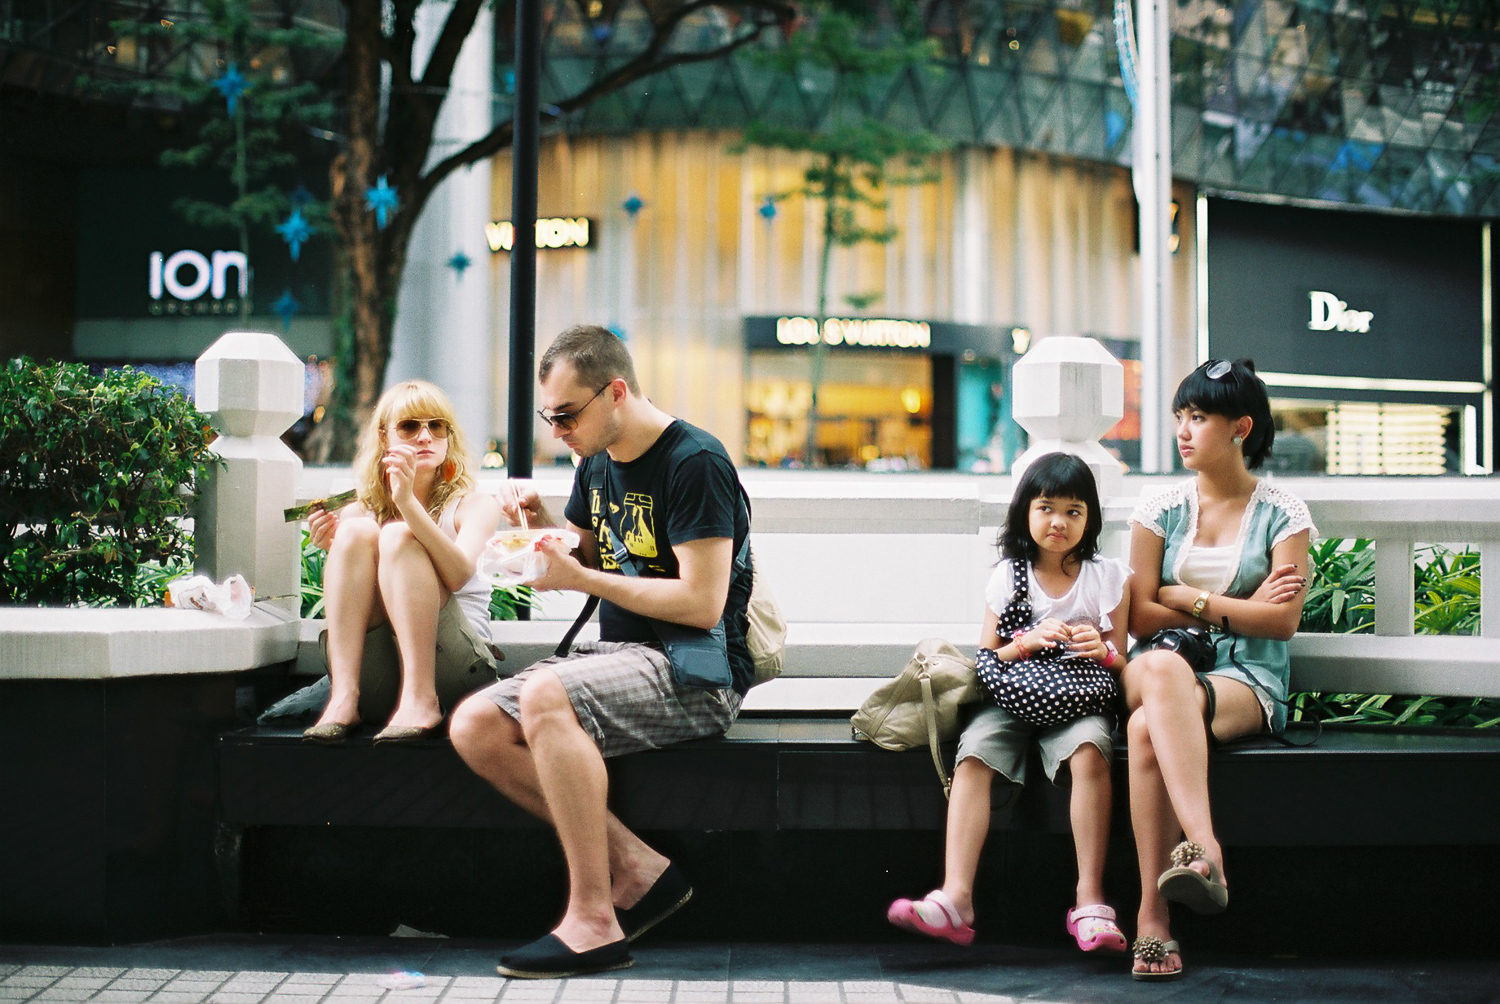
[319,600,499,722]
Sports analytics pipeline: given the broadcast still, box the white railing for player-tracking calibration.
[290,469,1500,708]
[200,329,1499,711]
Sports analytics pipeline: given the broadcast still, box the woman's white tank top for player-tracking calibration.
[438,497,493,644]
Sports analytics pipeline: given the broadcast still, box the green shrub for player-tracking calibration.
[0,359,218,607]
[1295,536,1497,728]
[298,528,532,620]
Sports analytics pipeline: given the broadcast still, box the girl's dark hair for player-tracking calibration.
[1172,358,1274,469]
[1000,452,1104,565]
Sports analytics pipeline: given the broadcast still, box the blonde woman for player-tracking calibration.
[303,381,502,744]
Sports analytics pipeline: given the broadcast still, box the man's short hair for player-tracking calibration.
[540,325,640,394]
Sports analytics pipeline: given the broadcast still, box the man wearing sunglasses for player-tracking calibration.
[451,324,753,979]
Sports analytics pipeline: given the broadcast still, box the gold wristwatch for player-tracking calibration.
[1191,591,1210,619]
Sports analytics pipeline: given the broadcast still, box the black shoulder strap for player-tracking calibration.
[554,458,753,658]
[555,458,609,657]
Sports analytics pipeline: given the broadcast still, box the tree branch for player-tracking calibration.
[417,0,487,92]
[413,1,795,206]
[386,0,419,87]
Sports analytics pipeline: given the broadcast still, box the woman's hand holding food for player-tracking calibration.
[307,505,338,551]
[384,444,420,516]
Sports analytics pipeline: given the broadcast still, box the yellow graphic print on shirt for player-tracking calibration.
[588,487,658,567]
[619,492,658,559]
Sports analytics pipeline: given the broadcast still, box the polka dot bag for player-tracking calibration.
[974,558,1120,728]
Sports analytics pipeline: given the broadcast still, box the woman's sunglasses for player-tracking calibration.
[391,417,450,440]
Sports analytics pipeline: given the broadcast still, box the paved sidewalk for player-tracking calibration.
[3,937,1498,1004]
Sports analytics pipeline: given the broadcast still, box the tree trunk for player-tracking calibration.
[805,154,839,467]
[311,0,392,461]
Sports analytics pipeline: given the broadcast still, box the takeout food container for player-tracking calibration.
[479,527,581,586]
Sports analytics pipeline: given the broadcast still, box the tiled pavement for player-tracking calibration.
[2,938,1498,1004]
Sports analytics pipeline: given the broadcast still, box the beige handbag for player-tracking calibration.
[745,546,787,686]
[850,638,982,796]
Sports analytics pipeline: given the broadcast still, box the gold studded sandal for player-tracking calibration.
[1157,840,1229,914]
[1131,935,1183,982]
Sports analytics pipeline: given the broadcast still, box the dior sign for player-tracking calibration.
[1308,290,1374,333]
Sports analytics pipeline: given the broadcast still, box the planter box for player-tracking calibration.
[0,606,296,943]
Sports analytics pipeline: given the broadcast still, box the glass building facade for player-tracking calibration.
[511,0,1500,217]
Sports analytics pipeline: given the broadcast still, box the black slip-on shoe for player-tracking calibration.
[617,862,693,942]
[496,934,634,979]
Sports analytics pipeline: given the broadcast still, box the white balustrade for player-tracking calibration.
[1009,335,1125,500]
[195,331,305,617]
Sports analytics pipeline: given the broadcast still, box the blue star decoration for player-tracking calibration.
[275,209,313,262]
[365,175,400,230]
[272,289,301,331]
[213,63,249,116]
[447,250,473,279]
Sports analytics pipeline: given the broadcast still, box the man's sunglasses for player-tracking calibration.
[537,384,610,432]
[392,417,451,440]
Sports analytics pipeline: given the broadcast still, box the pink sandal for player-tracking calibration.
[1066,904,1127,953]
[886,890,976,946]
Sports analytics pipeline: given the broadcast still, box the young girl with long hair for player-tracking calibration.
[1124,359,1314,980]
[302,380,502,744]
[888,452,1131,956]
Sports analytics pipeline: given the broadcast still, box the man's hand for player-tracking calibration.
[500,481,553,528]
[523,535,588,592]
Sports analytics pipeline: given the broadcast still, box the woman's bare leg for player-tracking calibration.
[1126,704,1183,977]
[377,521,446,730]
[312,517,382,728]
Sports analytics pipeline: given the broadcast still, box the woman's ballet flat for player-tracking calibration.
[886,890,976,946]
[372,722,441,744]
[1157,840,1229,914]
[302,721,355,744]
[1131,936,1183,981]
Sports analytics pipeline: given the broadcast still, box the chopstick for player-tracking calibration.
[512,481,529,532]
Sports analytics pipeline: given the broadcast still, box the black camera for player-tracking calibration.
[1141,627,1217,673]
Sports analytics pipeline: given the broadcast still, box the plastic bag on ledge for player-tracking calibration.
[165,573,254,620]
[479,528,580,587]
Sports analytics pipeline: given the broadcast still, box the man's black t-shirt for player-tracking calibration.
[563,420,754,695]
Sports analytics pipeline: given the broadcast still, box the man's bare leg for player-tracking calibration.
[449,684,669,933]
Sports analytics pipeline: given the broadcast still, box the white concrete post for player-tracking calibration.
[1009,335,1125,502]
[194,331,304,617]
[387,0,495,445]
